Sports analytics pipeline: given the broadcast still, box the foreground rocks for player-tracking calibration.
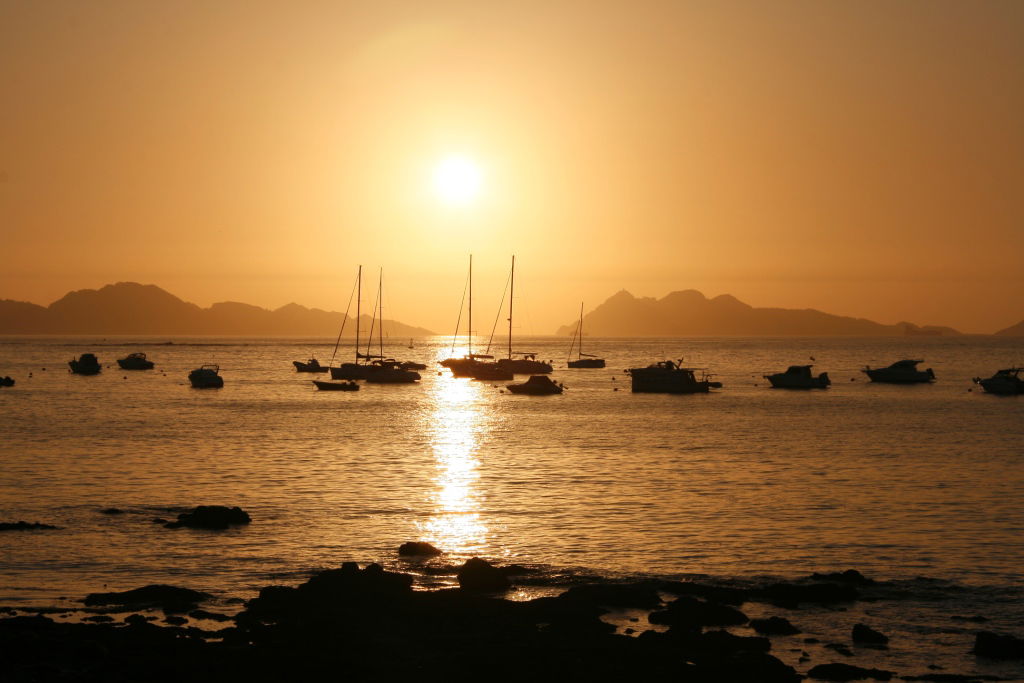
[808,662,894,680]
[84,585,212,613]
[973,631,1024,659]
[164,506,251,530]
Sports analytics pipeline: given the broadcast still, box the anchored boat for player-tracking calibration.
[863,359,935,384]
[69,353,101,375]
[764,365,830,389]
[117,352,154,370]
[973,368,1024,395]
[628,360,720,394]
[188,364,223,388]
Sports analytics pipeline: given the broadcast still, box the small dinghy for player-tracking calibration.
[188,364,223,388]
[69,353,101,375]
[0,376,14,387]
[117,352,155,370]
[312,380,360,391]
[293,358,329,373]
[506,375,564,395]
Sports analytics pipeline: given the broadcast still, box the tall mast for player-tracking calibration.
[578,301,584,357]
[356,265,362,362]
[468,254,473,358]
[378,268,384,360]
[508,255,515,359]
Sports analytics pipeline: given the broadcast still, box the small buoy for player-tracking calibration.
[968,388,972,392]
[613,387,618,391]
[123,376,127,380]
[437,371,442,376]
[754,383,758,387]
[42,368,46,371]
[850,378,855,382]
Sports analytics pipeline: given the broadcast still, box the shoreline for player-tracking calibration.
[3,558,1023,683]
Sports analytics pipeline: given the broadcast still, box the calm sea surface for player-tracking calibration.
[1,335,1022,676]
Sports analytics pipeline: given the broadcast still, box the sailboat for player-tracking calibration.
[567,302,605,368]
[495,256,552,375]
[363,270,420,384]
[315,267,364,390]
[329,265,382,380]
[441,255,497,377]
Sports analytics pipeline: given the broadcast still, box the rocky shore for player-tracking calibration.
[2,558,1021,683]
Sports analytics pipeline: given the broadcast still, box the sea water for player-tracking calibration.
[1,335,1022,677]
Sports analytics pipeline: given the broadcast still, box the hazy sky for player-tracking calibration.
[2,0,1021,333]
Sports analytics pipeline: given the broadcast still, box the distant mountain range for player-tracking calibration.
[0,282,434,337]
[555,289,964,337]
[994,320,1024,336]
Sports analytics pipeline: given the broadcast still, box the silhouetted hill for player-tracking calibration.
[556,289,961,336]
[0,282,434,336]
[994,320,1024,336]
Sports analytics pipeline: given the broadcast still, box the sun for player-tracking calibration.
[433,156,482,206]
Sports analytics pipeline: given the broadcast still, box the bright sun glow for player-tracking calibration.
[433,156,483,206]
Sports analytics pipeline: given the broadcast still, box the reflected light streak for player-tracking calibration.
[419,371,489,555]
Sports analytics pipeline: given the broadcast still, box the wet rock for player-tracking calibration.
[825,642,854,657]
[83,615,114,623]
[649,595,748,628]
[456,557,510,592]
[810,570,874,585]
[164,615,188,626]
[853,622,889,645]
[123,613,150,626]
[84,585,212,612]
[705,651,800,683]
[152,518,167,524]
[0,521,59,531]
[562,582,662,609]
[397,541,443,556]
[755,582,859,607]
[973,631,1024,659]
[660,580,749,605]
[950,615,988,623]
[808,662,894,681]
[164,505,251,530]
[902,675,1008,682]
[188,609,232,622]
[100,508,124,515]
[751,616,801,635]
[695,629,771,655]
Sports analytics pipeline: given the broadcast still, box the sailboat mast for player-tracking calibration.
[356,265,362,363]
[508,255,514,359]
[578,301,584,357]
[378,268,384,360]
[468,254,473,358]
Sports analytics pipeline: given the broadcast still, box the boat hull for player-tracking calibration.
[506,376,563,395]
[863,369,934,383]
[365,369,421,384]
[765,373,830,389]
[630,369,710,394]
[568,358,605,368]
[69,361,101,375]
[118,359,155,370]
[976,378,1024,395]
[312,380,359,391]
[330,364,370,380]
[293,361,328,373]
[189,376,223,388]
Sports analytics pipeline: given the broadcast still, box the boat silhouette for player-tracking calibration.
[863,359,935,383]
[566,301,605,368]
[69,353,101,375]
[117,352,155,370]
[627,359,720,394]
[764,365,830,389]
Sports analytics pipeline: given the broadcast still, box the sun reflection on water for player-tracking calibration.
[419,371,489,556]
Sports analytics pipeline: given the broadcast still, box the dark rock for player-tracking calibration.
[853,622,889,645]
[397,541,443,556]
[188,609,232,622]
[83,615,114,623]
[152,518,167,524]
[696,629,771,655]
[0,521,59,531]
[100,508,124,515]
[902,675,1009,682]
[660,580,749,605]
[705,651,800,683]
[562,582,662,609]
[808,662,894,681]
[755,582,859,607]
[950,615,988,623]
[973,631,1024,659]
[123,613,150,626]
[456,557,510,592]
[164,505,251,530]
[810,570,874,585]
[164,615,188,625]
[84,584,211,612]
[751,616,801,635]
[825,642,854,657]
[805,637,822,643]
[649,595,748,628]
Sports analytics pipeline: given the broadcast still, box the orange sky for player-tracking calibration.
[1,0,1021,334]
